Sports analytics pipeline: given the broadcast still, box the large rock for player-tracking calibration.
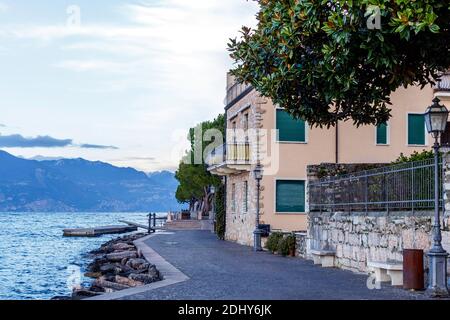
[88,257,108,272]
[85,272,102,279]
[100,263,118,273]
[72,288,101,300]
[106,251,138,262]
[112,243,135,251]
[129,273,160,285]
[115,275,144,287]
[94,278,131,291]
[126,258,150,270]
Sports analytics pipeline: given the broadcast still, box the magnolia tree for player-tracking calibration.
[229,0,450,127]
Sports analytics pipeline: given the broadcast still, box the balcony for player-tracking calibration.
[206,143,252,176]
[434,71,450,97]
[225,81,253,107]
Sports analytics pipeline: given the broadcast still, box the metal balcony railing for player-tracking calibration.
[206,143,251,166]
[225,81,253,106]
[309,158,443,213]
[435,71,450,92]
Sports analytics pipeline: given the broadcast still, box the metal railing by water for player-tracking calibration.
[309,158,443,213]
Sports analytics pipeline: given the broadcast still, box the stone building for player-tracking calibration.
[206,72,450,247]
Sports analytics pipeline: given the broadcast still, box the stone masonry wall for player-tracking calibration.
[307,211,434,273]
[224,90,266,247]
[306,156,450,274]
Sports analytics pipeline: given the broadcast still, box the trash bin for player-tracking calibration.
[403,249,425,290]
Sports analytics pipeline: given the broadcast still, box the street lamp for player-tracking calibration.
[424,97,450,298]
[253,164,264,252]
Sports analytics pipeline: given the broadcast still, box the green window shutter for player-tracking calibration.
[276,180,305,213]
[408,114,425,145]
[376,123,388,145]
[276,109,306,142]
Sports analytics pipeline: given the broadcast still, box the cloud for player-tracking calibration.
[0,0,258,171]
[0,134,118,149]
[0,124,5,127]
[0,134,73,148]
[79,144,118,150]
[0,3,8,13]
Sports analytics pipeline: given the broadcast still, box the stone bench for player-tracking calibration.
[367,261,403,287]
[310,249,336,268]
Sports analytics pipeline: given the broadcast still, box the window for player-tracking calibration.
[276,180,305,213]
[408,114,426,145]
[243,181,248,213]
[276,109,306,142]
[231,183,236,213]
[376,123,389,145]
[243,113,249,131]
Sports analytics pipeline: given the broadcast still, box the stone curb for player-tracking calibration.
[87,232,190,300]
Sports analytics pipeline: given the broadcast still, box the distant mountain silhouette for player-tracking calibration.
[0,150,183,212]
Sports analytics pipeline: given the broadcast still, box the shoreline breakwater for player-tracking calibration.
[53,233,163,300]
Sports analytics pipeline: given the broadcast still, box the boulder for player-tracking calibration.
[94,278,131,291]
[87,257,108,272]
[115,275,144,287]
[126,258,149,270]
[85,272,102,279]
[106,251,138,262]
[100,263,118,274]
[72,288,101,300]
[148,265,161,279]
[129,273,159,285]
[112,243,135,251]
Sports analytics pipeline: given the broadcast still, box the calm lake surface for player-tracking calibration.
[0,212,165,300]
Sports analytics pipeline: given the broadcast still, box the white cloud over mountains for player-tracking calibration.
[0,0,259,171]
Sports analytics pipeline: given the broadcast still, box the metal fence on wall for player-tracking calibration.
[309,158,443,213]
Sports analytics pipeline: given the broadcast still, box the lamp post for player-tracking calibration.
[424,97,449,298]
[253,164,264,252]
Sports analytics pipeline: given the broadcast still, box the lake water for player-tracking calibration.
[0,212,165,300]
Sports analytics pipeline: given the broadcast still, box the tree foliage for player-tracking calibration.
[393,149,434,164]
[215,183,226,240]
[175,114,225,215]
[229,0,450,127]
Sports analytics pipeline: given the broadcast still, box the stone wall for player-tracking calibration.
[225,172,257,246]
[306,155,450,274]
[307,211,436,273]
[295,232,307,258]
[224,90,264,247]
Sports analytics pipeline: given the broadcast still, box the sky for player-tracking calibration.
[0,0,259,172]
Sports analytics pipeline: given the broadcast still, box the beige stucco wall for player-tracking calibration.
[257,85,436,234]
[338,85,435,163]
[223,81,441,246]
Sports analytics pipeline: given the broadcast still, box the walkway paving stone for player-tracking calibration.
[121,230,427,300]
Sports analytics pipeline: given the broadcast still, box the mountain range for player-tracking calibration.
[0,150,183,212]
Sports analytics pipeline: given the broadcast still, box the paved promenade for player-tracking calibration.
[121,230,426,300]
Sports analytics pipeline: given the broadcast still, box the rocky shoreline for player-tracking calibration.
[54,233,163,300]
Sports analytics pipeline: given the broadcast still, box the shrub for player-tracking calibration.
[266,232,283,253]
[286,234,296,254]
[215,184,226,240]
[393,150,434,164]
[277,237,289,257]
[277,234,296,257]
